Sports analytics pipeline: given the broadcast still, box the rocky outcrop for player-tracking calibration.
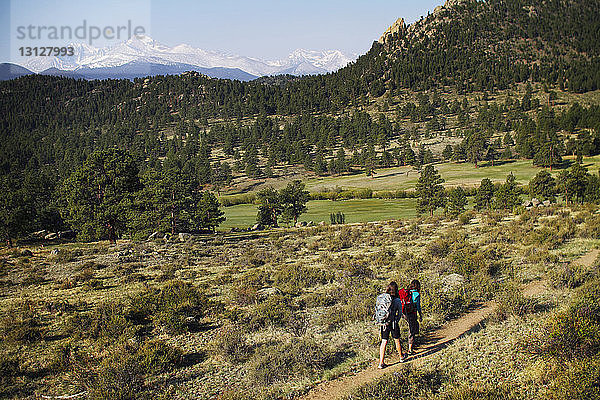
[378,18,406,44]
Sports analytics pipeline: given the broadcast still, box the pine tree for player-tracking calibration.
[474,178,494,210]
[445,187,468,218]
[61,149,141,243]
[493,174,519,211]
[256,187,282,227]
[529,170,556,202]
[279,180,310,225]
[416,165,446,216]
[194,191,225,232]
[363,144,377,177]
[0,174,31,247]
[442,145,454,161]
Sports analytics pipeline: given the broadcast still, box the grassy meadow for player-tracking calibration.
[305,156,600,193]
[221,198,417,229]
[2,202,600,400]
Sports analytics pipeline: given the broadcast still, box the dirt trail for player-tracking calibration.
[300,249,599,400]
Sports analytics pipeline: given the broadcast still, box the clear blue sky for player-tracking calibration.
[1,0,445,62]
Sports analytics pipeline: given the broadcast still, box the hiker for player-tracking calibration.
[404,279,422,355]
[375,281,406,369]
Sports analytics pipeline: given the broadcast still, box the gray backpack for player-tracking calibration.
[374,293,393,325]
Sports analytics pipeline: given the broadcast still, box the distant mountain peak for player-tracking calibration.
[19,35,357,79]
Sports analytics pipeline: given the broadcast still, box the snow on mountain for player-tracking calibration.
[22,35,357,78]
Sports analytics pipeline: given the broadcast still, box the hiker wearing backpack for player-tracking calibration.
[375,281,406,369]
[401,279,422,355]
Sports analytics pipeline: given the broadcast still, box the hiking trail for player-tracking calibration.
[299,248,599,400]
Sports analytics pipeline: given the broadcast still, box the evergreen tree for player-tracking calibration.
[416,165,446,216]
[61,149,141,243]
[194,191,226,232]
[442,145,454,161]
[256,187,281,227]
[445,186,468,217]
[559,164,590,204]
[501,147,513,160]
[529,170,556,202]
[279,180,310,225]
[493,173,519,211]
[363,144,377,177]
[463,131,488,167]
[474,178,494,210]
[0,175,31,246]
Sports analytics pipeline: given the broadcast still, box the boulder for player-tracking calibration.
[295,221,307,228]
[441,273,465,292]
[318,221,326,226]
[33,230,48,238]
[44,233,58,240]
[251,223,263,231]
[306,221,315,227]
[178,233,192,242]
[542,200,551,207]
[148,232,163,240]
[50,249,59,255]
[257,287,283,298]
[531,198,541,207]
[522,200,532,207]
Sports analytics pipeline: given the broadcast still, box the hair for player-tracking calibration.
[386,281,399,297]
[409,279,421,292]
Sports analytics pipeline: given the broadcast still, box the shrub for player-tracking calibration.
[229,270,270,306]
[273,263,332,293]
[87,348,145,400]
[581,214,600,238]
[248,337,333,385]
[0,351,23,399]
[0,351,21,378]
[345,366,445,399]
[494,284,537,320]
[213,324,253,363]
[127,280,209,334]
[1,302,43,343]
[427,238,451,258]
[545,355,600,399]
[247,294,296,329]
[533,279,600,360]
[320,278,378,328]
[66,302,132,340]
[458,210,475,225]
[438,383,520,400]
[50,249,82,263]
[550,262,592,289]
[136,340,182,374]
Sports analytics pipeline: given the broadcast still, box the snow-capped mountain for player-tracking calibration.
[21,35,357,80]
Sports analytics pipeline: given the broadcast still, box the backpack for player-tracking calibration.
[398,288,416,315]
[374,293,393,325]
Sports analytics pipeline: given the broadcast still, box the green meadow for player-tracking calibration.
[304,156,600,192]
[220,198,417,229]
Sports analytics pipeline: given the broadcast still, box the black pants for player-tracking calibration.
[406,313,419,346]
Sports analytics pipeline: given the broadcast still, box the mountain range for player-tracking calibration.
[2,35,356,81]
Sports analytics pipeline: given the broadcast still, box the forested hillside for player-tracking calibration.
[1,0,600,243]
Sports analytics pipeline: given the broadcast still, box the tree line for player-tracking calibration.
[415,163,600,218]
[1,148,225,245]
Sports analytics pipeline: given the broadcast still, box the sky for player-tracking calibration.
[0,0,445,63]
